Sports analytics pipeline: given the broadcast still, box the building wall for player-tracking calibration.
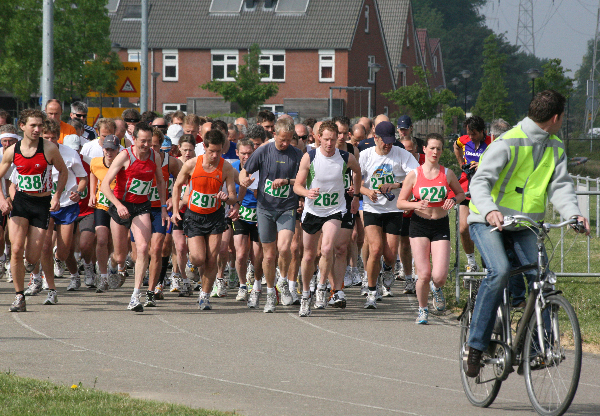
[402,8,422,87]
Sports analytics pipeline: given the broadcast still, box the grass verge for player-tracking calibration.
[0,372,237,416]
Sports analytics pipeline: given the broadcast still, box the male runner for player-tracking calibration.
[69,101,97,141]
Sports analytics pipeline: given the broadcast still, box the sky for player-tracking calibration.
[479,0,598,78]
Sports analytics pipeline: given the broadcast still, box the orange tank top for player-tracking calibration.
[187,156,225,214]
[412,165,450,208]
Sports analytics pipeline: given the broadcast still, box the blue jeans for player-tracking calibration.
[467,222,542,352]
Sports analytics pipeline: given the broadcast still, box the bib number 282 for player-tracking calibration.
[264,179,290,198]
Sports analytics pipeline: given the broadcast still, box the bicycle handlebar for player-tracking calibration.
[489,214,582,233]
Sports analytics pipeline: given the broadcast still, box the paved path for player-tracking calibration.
[2,279,600,416]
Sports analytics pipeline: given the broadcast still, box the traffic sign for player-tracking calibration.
[89,62,141,98]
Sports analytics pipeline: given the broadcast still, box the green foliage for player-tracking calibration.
[472,34,513,122]
[0,0,120,104]
[442,106,465,135]
[533,58,574,98]
[383,67,454,122]
[201,44,279,117]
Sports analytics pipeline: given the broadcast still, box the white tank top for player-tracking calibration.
[303,148,349,219]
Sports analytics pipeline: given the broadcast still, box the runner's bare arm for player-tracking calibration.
[89,172,98,207]
[223,162,239,219]
[239,168,254,188]
[100,150,130,211]
[454,140,464,167]
[46,142,68,211]
[0,146,14,213]
[396,171,423,210]
[70,175,88,203]
[293,153,318,199]
[171,157,195,220]
[347,154,361,214]
[443,169,465,210]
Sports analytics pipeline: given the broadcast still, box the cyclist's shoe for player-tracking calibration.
[9,294,26,312]
[415,307,428,324]
[466,263,479,273]
[431,282,446,311]
[299,297,311,317]
[466,347,483,377]
[403,277,416,294]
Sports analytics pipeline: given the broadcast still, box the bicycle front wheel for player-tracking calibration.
[459,312,502,407]
[523,294,582,416]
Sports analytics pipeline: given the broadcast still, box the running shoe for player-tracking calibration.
[403,277,416,295]
[125,254,134,269]
[314,287,327,309]
[194,282,202,291]
[96,275,109,293]
[236,286,249,301]
[416,307,428,324]
[53,247,65,278]
[211,278,227,297]
[144,291,157,307]
[360,271,369,296]
[431,282,446,311]
[41,274,49,291]
[263,292,277,313]
[381,265,395,290]
[331,291,347,309]
[84,263,96,288]
[375,284,383,302]
[276,279,293,306]
[394,260,404,281]
[351,268,362,286]
[66,276,81,291]
[382,285,394,297]
[43,290,58,305]
[179,281,192,297]
[9,294,26,312]
[108,260,119,289]
[24,260,35,274]
[154,283,165,300]
[0,259,5,281]
[185,261,200,282]
[246,263,255,286]
[198,292,212,310]
[127,294,144,312]
[5,264,12,283]
[143,270,149,287]
[298,297,311,317]
[290,290,300,305]
[364,292,377,309]
[228,267,238,289]
[247,289,260,309]
[343,266,352,288]
[170,275,181,292]
[117,270,127,288]
[25,277,43,296]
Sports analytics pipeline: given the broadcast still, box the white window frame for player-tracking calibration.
[128,49,141,62]
[163,103,187,114]
[259,104,284,114]
[162,49,178,82]
[368,55,376,84]
[384,106,389,117]
[433,55,438,73]
[364,5,370,33]
[211,49,239,81]
[318,49,335,83]
[260,50,286,82]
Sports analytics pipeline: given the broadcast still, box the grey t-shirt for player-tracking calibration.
[244,141,302,211]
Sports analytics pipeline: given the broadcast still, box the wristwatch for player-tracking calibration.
[77,191,85,197]
[451,197,457,204]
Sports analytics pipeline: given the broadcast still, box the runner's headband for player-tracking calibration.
[0,133,20,140]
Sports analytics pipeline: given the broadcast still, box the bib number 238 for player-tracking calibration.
[18,174,43,191]
[264,179,290,198]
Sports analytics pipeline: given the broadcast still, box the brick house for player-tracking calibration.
[109,0,446,119]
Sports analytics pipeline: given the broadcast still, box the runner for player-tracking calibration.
[239,117,302,313]
[45,99,77,142]
[0,109,67,311]
[69,101,96,141]
[294,121,360,317]
[397,133,464,324]
[359,121,419,309]
[0,125,19,282]
[171,129,238,310]
[100,123,169,312]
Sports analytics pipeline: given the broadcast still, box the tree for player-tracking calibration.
[201,44,279,116]
[383,66,454,123]
[533,58,574,98]
[472,34,513,122]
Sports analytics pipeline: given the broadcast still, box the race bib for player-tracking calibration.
[18,174,43,191]
[239,205,258,222]
[80,186,88,199]
[370,174,394,190]
[149,186,160,202]
[343,173,351,190]
[419,186,446,203]
[168,177,174,194]
[98,191,111,208]
[314,192,339,207]
[264,179,290,198]
[128,179,152,196]
[190,191,218,209]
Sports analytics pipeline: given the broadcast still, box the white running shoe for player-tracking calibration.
[66,276,81,291]
[228,268,238,289]
[247,289,261,309]
[360,271,369,296]
[403,277,416,294]
[351,268,362,286]
[5,263,12,283]
[314,287,327,309]
[263,292,277,313]
[416,307,428,324]
[96,275,109,293]
[107,260,119,289]
[394,260,404,281]
[211,278,227,297]
[198,292,212,310]
[41,274,49,291]
[127,294,143,312]
[290,290,300,305]
[276,279,293,306]
[430,281,446,311]
[170,275,182,292]
[331,291,347,308]
[246,263,255,286]
[236,286,249,301]
[343,266,352,288]
[381,265,395,290]
[53,247,65,278]
[299,297,311,317]
[382,285,394,297]
[185,261,200,282]
[364,292,377,309]
[43,290,58,305]
[84,263,96,287]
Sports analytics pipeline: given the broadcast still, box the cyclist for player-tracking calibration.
[465,90,590,377]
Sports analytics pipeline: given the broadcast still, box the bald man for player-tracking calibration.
[349,124,366,147]
[45,99,77,143]
[113,119,132,148]
[357,116,403,152]
[235,117,248,128]
[358,117,373,139]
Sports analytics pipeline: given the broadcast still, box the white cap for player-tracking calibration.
[63,134,81,151]
[166,124,184,145]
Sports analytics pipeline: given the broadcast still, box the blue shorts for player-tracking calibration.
[359,199,363,211]
[130,207,167,242]
[50,204,80,226]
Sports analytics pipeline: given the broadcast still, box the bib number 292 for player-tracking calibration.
[264,179,290,198]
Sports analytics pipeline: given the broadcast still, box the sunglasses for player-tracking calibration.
[153,125,168,130]
[124,118,140,123]
[297,134,309,140]
[74,113,87,118]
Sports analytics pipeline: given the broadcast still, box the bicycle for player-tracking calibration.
[458,214,583,416]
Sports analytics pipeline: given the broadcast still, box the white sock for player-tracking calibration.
[289,280,297,292]
[254,280,262,291]
[132,288,140,296]
[302,290,310,299]
[466,253,476,263]
[267,287,275,295]
[74,252,81,262]
[71,273,78,279]
[100,273,107,279]
[32,272,41,280]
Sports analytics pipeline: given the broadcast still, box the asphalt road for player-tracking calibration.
[2,278,600,416]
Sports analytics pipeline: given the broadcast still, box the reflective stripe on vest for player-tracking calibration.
[469,125,563,221]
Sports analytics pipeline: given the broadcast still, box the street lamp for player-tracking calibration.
[369,62,382,117]
[451,77,460,107]
[151,71,160,112]
[396,63,407,87]
[525,68,541,101]
[461,70,471,114]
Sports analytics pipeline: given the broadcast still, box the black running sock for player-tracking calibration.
[159,256,169,284]
[16,291,24,296]
[382,262,393,271]
[368,286,376,292]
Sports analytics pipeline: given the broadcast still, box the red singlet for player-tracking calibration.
[13,139,53,194]
[150,153,170,208]
[113,147,157,204]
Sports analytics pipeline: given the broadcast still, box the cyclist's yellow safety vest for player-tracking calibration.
[469,125,563,222]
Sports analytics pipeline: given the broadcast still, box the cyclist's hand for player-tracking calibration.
[486,210,504,231]
[573,216,591,236]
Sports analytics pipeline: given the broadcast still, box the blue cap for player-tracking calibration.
[397,115,412,129]
[374,121,397,144]
[161,137,172,149]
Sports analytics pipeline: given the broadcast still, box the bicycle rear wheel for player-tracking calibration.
[523,294,582,416]
[459,312,502,407]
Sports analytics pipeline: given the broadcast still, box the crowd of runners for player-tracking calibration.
[0,102,512,323]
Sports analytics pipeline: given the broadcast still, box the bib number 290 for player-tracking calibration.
[264,179,290,198]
